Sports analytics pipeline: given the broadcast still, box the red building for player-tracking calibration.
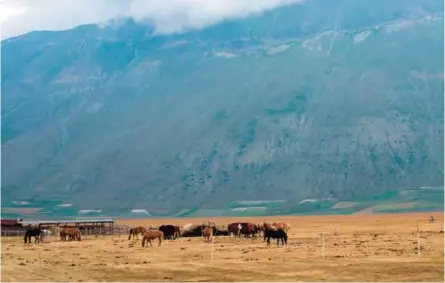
[1,219,23,228]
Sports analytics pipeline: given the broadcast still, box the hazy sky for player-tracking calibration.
[0,0,304,39]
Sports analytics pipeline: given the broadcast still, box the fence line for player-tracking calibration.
[1,226,130,238]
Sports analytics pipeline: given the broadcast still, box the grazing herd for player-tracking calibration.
[132,221,291,247]
[21,221,291,247]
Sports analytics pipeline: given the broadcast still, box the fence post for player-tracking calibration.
[416,224,420,257]
[211,236,215,264]
[322,233,325,258]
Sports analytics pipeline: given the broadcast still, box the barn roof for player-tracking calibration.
[1,219,22,226]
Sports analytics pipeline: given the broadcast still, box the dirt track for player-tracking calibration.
[1,212,444,282]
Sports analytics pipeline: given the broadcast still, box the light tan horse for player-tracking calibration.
[60,228,82,241]
[272,222,291,233]
[202,227,214,242]
[142,230,164,247]
[128,226,147,240]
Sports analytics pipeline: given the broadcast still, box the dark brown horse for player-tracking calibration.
[158,225,180,240]
[128,226,147,240]
[227,222,242,237]
[142,230,164,247]
[264,227,288,246]
[24,226,42,244]
[240,223,259,237]
[60,228,82,241]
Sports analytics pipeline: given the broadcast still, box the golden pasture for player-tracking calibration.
[1,212,444,282]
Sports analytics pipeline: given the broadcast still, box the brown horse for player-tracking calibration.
[128,226,147,240]
[174,226,181,238]
[60,228,82,241]
[202,227,214,242]
[142,230,164,247]
[240,223,259,237]
[227,222,242,237]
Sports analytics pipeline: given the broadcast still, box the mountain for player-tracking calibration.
[1,0,444,217]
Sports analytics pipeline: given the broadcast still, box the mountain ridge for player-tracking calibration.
[1,0,444,216]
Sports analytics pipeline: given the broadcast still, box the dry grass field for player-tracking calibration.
[1,212,444,282]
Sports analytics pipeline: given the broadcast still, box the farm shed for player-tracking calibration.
[1,219,23,228]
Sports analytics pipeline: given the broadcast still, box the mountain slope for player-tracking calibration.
[1,0,444,215]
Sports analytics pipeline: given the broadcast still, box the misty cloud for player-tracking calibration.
[0,0,304,39]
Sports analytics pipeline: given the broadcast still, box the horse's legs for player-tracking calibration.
[149,239,153,247]
[158,237,162,247]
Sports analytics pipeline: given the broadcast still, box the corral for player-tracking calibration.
[1,212,443,282]
[1,218,115,236]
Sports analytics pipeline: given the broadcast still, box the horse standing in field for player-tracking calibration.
[142,230,164,247]
[174,226,181,238]
[240,223,259,238]
[227,223,243,237]
[158,225,180,240]
[264,227,288,246]
[60,228,82,241]
[24,226,42,244]
[128,226,147,240]
[40,229,52,243]
[202,227,214,242]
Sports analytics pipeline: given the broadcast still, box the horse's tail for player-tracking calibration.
[141,236,146,247]
[128,228,133,240]
[24,234,28,244]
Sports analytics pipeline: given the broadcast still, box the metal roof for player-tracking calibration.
[21,218,114,225]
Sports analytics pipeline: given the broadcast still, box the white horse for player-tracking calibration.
[40,229,52,243]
